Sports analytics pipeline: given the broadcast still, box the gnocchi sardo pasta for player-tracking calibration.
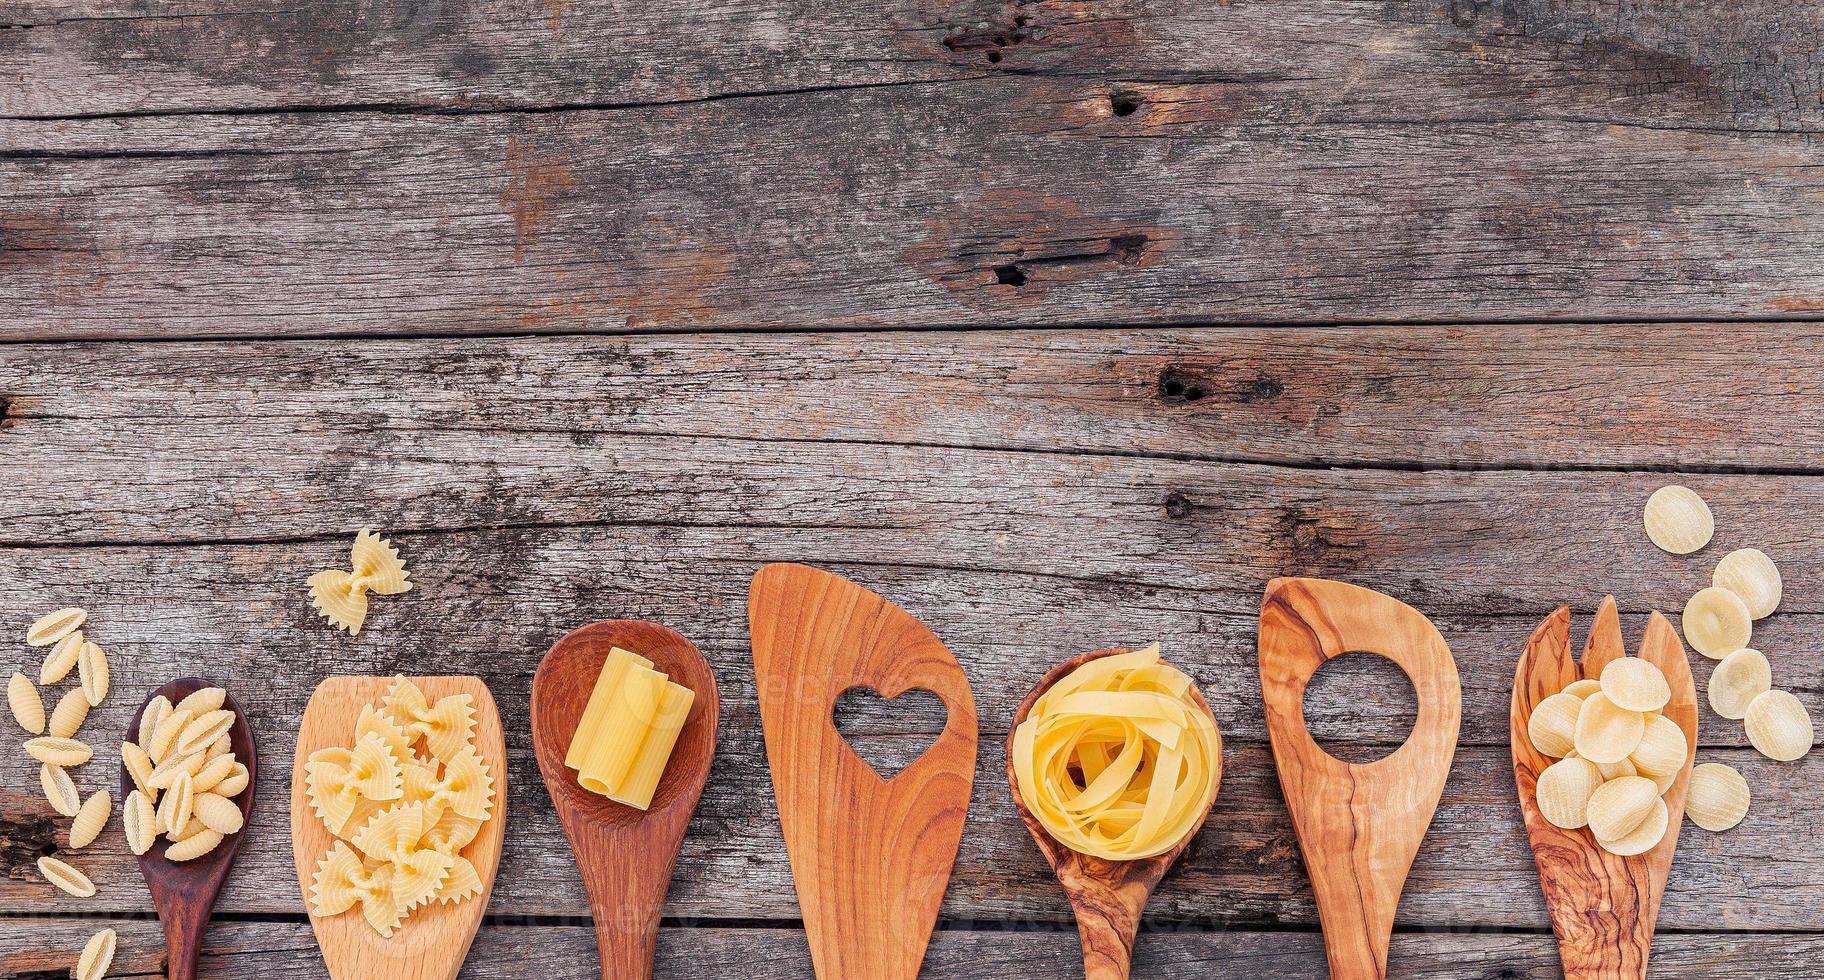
[76,928,116,980]
[128,684,250,863]
[24,735,93,767]
[307,676,495,939]
[39,631,83,686]
[8,671,44,734]
[26,607,86,648]
[69,790,111,849]
[37,855,95,897]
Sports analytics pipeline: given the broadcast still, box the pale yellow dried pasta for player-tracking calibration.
[311,840,406,937]
[41,763,80,817]
[351,802,454,909]
[309,529,413,636]
[8,671,44,734]
[401,745,494,822]
[121,742,155,796]
[37,855,95,897]
[49,687,90,739]
[123,790,156,855]
[191,754,237,795]
[423,806,483,854]
[435,855,483,904]
[174,686,226,715]
[146,708,193,763]
[193,792,244,835]
[1628,714,1688,780]
[1527,692,1584,758]
[355,703,415,764]
[382,677,477,764]
[175,709,234,758]
[156,772,195,835]
[69,790,110,849]
[1682,586,1752,660]
[1708,648,1771,720]
[26,607,86,647]
[165,828,225,862]
[1713,547,1781,620]
[40,631,83,685]
[1590,754,1638,781]
[147,750,207,790]
[76,928,116,980]
[77,641,108,705]
[24,736,93,767]
[306,733,405,834]
[1562,679,1602,699]
[1574,692,1646,764]
[1586,775,1660,843]
[1745,689,1814,762]
[1685,762,1751,832]
[1643,485,1713,554]
[1600,657,1670,713]
[207,733,232,759]
[1598,795,1670,856]
[137,695,171,754]
[214,762,250,798]
[1535,756,1603,830]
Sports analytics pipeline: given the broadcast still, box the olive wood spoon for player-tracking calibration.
[1512,596,1697,979]
[1007,647,1223,980]
[122,677,257,980]
[531,620,720,980]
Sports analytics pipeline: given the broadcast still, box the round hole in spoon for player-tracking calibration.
[1301,651,1418,765]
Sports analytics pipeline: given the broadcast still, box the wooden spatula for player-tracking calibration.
[531,620,720,980]
[748,562,977,980]
[290,675,506,980]
[1007,648,1222,980]
[1512,596,1697,979]
[1259,577,1461,980]
[123,678,257,980]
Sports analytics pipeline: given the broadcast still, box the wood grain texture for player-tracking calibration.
[1007,647,1221,980]
[6,87,1824,338]
[121,677,257,980]
[531,620,718,980]
[1260,577,1461,979]
[749,563,977,980]
[1511,599,1700,979]
[289,675,506,980]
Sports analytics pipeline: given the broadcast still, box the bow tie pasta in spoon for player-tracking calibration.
[307,677,494,937]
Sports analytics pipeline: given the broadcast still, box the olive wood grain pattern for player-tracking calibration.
[289,676,506,980]
[1007,647,1222,980]
[1259,577,1462,980]
[122,677,257,980]
[748,562,977,980]
[531,620,719,980]
[1511,597,1698,979]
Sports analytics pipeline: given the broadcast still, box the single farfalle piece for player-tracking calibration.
[399,745,495,823]
[308,529,412,636]
[434,855,484,904]
[349,802,454,910]
[305,732,405,834]
[311,840,406,937]
[382,676,477,763]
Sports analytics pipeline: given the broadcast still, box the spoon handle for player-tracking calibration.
[1072,891,1143,980]
[579,828,674,980]
[160,893,211,980]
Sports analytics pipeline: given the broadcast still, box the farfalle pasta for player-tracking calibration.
[307,676,496,939]
[308,529,413,636]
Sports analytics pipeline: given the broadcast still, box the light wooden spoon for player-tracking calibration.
[122,677,257,980]
[290,675,507,980]
[531,620,719,980]
[1512,596,1697,979]
[1007,648,1222,980]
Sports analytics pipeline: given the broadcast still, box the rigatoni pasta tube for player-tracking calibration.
[1012,644,1220,861]
[564,647,651,770]
[609,681,695,810]
[577,665,667,796]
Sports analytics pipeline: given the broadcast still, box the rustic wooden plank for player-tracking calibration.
[6,80,1824,338]
[8,918,1824,979]
[2,0,1820,134]
[0,532,1815,928]
[8,325,1824,471]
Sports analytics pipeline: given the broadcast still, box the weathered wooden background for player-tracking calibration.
[3,1,1823,977]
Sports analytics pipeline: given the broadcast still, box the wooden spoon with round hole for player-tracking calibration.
[531,620,720,980]
[1007,647,1223,980]
[123,677,257,980]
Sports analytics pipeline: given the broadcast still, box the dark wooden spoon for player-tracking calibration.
[121,677,257,980]
[1007,648,1223,980]
[531,620,720,980]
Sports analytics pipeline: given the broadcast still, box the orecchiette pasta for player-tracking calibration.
[1642,485,1713,554]
[1535,757,1603,830]
[1527,692,1583,759]
[1574,692,1646,765]
[1599,657,1670,714]
[1745,689,1814,762]
[1712,547,1781,620]
[1597,795,1670,856]
[1682,587,1752,660]
[1685,762,1751,832]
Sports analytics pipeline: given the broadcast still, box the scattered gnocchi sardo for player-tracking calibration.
[11,607,116,899]
[1528,655,1690,855]
[123,685,251,862]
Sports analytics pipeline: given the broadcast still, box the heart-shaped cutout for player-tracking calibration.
[833,685,948,779]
